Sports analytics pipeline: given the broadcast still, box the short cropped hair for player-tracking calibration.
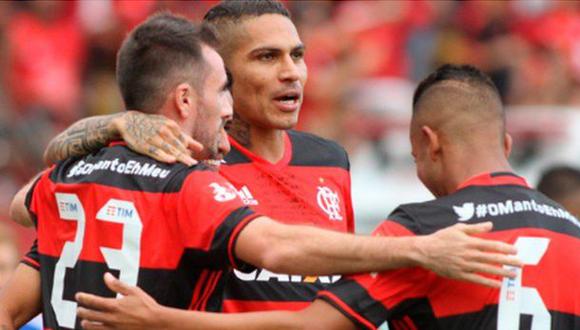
[413,64,500,109]
[116,12,217,113]
[537,165,580,201]
[204,0,290,23]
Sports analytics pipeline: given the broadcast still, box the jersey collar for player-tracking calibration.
[228,131,293,168]
[457,172,530,190]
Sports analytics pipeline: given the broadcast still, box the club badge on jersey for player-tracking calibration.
[317,186,343,221]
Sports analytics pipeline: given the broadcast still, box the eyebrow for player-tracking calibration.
[249,43,305,56]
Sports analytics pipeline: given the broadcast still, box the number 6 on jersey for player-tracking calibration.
[498,236,551,330]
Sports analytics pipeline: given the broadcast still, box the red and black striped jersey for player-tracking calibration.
[318,172,580,330]
[23,144,260,330]
[220,130,354,312]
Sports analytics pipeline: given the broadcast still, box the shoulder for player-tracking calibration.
[288,130,349,170]
[387,191,480,235]
[48,145,220,193]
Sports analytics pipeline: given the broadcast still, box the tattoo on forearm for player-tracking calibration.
[227,113,251,148]
[45,114,120,164]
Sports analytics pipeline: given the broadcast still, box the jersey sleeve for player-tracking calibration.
[21,239,40,270]
[24,171,49,227]
[342,152,355,233]
[316,220,432,329]
[176,170,262,271]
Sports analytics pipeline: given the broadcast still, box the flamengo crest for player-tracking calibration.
[317,186,343,221]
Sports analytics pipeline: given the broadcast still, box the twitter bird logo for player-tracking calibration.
[453,202,475,221]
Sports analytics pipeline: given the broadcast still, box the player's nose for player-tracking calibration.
[279,54,300,82]
[218,129,231,156]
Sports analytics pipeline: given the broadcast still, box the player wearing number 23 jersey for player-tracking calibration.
[319,172,580,329]
[23,144,261,329]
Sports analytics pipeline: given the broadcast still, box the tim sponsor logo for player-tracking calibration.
[453,199,579,227]
[67,159,171,179]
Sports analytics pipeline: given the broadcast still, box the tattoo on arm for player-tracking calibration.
[44,114,122,165]
[227,113,252,148]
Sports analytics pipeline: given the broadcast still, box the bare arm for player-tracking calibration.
[9,173,42,228]
[43,111,202,166]
[0,264,42,330]
[78,274,353,330]
[237,217,521,287]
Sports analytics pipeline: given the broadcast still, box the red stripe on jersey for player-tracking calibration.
[21,256,40,268]
[457,172,529,190]
[429,228,580,318]
[402,315,417,330]
[228,133,292,168]
[199,271,223,311]
[228,213,261,270]
[318,291,377,330]
[189,270,210,310]
[222,300,310,312]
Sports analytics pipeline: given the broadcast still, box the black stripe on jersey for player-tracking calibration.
[287,130,349,170]
[178,206,256,271]
[320,278,390,328]
[438,304,580,330]
[38,254,223,329]
[223,144,252,165]
[48,146,216,193]
[24,239,39,268]
[25,174,43,211]
[388,186,580,238]
[223,274,326,301]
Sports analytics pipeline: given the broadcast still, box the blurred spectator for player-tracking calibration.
[537,165,580,217]
[0,0,578,231]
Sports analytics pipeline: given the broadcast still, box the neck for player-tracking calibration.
[444,149,513,195]
[228,116,286,163]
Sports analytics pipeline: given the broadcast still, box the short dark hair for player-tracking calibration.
[413,64,500,108]
[204,0,290,23]
[537,165,580,201]
[116,12,216,113]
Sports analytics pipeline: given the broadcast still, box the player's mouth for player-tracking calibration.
[273,91,301,112]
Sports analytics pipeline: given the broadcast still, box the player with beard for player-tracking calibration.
[2,14,522,330]
[75,65,580,330]
[42,0,349,313]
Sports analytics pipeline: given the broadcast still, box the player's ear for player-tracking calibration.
[503,132,513,158]
[174,83,198,119]
[421,125,440,161]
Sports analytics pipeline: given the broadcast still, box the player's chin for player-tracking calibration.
[271,111,300,130]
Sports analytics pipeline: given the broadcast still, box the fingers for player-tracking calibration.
[457,273,502,288]
[81,319,112,330]
[103,273,131,296]
[470,237,518,256]
[463,261,516,279]
[469,251,522,268]
[456,222,493,234]
[76,292,116,312]
[77,307,115,325]
[185,136,204,155]
[158,127,197,166]
[146,144,177,164]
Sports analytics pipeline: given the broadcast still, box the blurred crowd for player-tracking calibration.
[0,1,579,241]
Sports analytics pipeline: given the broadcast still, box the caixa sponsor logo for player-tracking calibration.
[233,268,341,284]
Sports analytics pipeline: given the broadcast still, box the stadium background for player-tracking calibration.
[0,0,579,255]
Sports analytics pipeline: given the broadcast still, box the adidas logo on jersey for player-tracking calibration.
[453,199,579,227]
[233,268,341,284]
[237,186,258,205]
